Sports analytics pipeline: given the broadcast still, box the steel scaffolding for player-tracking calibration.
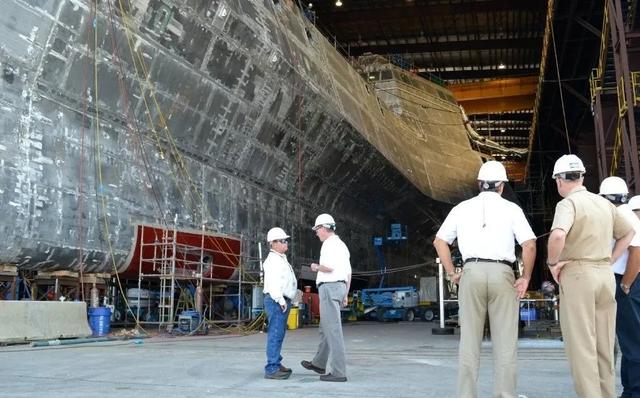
[590,0,640,187]
[134,223,252,330]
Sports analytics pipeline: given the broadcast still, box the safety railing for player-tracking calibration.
[434,259,559,332]
[631,71,640,105]
[618,75,628,117]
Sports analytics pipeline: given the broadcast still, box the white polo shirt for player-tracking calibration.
[611,204,640,275]
[316,234,352,284]
[263,250,297,306]
[436,191,536,262]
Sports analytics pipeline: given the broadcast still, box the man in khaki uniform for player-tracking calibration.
[434,161,536,398]
[547,154,635,398]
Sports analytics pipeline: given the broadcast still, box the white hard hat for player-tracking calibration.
[312,213,335,230]
[629,195,640,210]
[477,161,508,182]
[599,176,628,195]
[266,227,290,242]
[552,154,585,178]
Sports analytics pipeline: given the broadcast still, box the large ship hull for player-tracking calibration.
[0,0,481,275]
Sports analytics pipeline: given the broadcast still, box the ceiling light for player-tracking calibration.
[498,63,506,70]
[308,2,313,7]
[335,0,343,6]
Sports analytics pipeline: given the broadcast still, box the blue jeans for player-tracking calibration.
[264,294,291,375]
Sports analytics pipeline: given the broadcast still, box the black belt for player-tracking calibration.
[464,257,514,267]
[317,280,346,288]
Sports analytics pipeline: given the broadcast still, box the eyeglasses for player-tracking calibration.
[276,239,289,244]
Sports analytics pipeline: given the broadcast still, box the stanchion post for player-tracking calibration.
[432,257,454,335]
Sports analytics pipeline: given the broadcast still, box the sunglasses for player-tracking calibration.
[276,239,289,244]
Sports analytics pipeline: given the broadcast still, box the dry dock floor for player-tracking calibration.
[0,321,621,397]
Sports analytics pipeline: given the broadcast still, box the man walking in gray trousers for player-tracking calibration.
[301,213,351,382]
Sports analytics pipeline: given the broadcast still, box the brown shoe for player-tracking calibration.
[279,365,292,373]
[300,360,325,374]
[320,373,347,382]
[264,370,291,380]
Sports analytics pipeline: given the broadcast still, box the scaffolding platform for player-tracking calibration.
[127,223,253,330]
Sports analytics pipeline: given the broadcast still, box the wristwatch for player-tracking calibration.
[620,282,631,294]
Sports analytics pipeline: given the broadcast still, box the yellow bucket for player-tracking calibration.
[287,307,299,330]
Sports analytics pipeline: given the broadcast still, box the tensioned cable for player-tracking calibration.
[550,23,572,153]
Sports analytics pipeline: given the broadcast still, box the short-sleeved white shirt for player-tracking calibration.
[612,203,640,275]
[436,191,536,262]
[316,234,352,284]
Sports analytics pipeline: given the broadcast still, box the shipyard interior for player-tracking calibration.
[0,0,638,397]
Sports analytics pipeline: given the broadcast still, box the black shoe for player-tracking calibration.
[264,370,291,380]
[320,373,347,382]
[279,365,292,373]
[301,360,325,374]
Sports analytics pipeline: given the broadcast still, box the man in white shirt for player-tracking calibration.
[433,161,536,398]
[301,213,351,382]
[263,227,297,380]
[599,179,640,398]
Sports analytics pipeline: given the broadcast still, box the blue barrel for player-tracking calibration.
[88,307,112,337]
[520,307,537,321]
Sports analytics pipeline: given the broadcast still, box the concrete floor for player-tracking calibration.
[0,321,621,397]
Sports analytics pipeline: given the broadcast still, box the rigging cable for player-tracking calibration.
[550,23,572,153]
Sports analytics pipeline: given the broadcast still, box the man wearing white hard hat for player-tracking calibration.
[433,160,536,398]
[547,155,635,398]
[301,213,351,382]
[606,189,640,398]
[263,227,297,380]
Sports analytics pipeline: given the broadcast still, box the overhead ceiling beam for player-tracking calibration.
[459,96,537,114]
[418,68,538,80]
[471,112,534,121]
[349,37,542,57]
[450,76,539,101]
[449,76,538,114]
[314,0,547,25]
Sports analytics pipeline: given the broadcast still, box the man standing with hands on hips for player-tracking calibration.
[262,227,297,380]
[301,213,351,382]
[547,155,634,398]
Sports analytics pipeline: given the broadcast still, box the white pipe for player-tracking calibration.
[258,242,264,285]
[437,258,445,329]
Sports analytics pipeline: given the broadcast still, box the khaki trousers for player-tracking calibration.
[559,263,616,398]
[312,282,347,377]
[457,261,518,398]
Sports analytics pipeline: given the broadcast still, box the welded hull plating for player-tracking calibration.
[0,0,481,273]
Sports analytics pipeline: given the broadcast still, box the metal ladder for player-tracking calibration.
[158,227,177,327]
